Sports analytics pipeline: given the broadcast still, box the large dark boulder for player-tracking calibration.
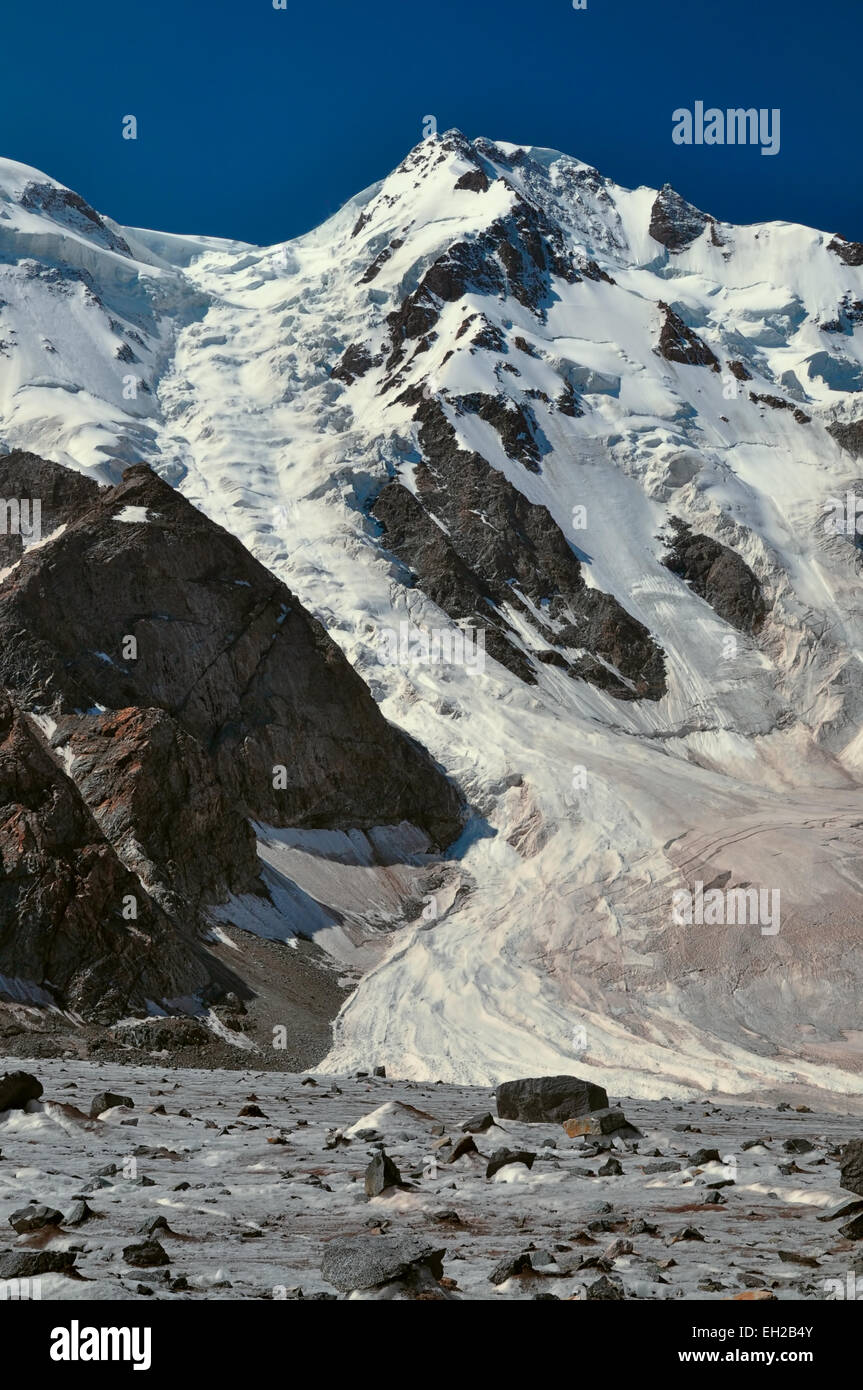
[364,1150,402,1196]
[9,1203,64,1233]
[0,1071,42,1112]
[495,1074,609,1124]
[840,1140,863,1198]
[90,1091,133,1118]
[0,1249,76,1278]
[321,1234,445,1292]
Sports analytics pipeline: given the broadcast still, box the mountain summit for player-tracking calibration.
[1,133,863,1096]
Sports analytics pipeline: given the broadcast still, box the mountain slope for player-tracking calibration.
[2,135,863,1096]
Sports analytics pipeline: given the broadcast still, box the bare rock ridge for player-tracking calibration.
[372,398,667,700]
[0,689,238,1021]
[0,452,463,1023]
[648,184,713,252]
[662,518,767,634]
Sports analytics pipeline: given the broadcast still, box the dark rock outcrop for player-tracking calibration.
[827,236,863,267]
[657,303,719,369]
[0,450,100,568]
[321,1234,445,1292]
[454,392,543,471]
[330,342,376,383]
[0,454,463,1024]
[454,168,489,193]
[662,517,767,634]
[495,1074,609,1123]
[384,196,581,373]
[19,183,133,257]
[0,460,462,845]
[48,706,259,913]
[840,1140,863,1197]
[727,360,752,382]
[0,688,241,1020]
[372,399,666,699]
[649,185,711,252]
[0,1070,42,1111]
[748,392,810,425]
[828,420,863,458]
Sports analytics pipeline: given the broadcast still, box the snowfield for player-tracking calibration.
[2,133,863,1097]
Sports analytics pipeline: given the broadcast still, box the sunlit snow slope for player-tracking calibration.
[3,134,863,1098]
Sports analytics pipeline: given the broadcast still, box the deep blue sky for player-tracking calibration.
[3,0,860,245]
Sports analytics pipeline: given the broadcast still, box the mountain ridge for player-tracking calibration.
[2,132,863,1096]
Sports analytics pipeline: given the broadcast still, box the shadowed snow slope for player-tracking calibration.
[2,134,863,1095]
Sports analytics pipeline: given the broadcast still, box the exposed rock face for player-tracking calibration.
[649,184,711,251]
[0,450,100,568]
[0,459,462,845]
[828,420,863,458]
[495,1074,609,1123]
[828,236,863,267]
[383,196,582,374]
[0,689,234,1021]
[728,360,752,382]
[19,182,133,257]
[662,518,767,633]
[0,453,463,1024]
[372,398,666,700]
[47,706,260,913]
[657,303,719,369]
[454,392,543,471]
[454,167,490,193]
[330,342,376,383]
[749,392,810,425]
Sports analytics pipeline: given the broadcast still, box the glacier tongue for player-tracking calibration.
[3,131,863,1094]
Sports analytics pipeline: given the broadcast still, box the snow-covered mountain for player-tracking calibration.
[2,132,863,1099]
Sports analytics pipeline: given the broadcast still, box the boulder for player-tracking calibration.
[90,1092,133,1118]
[489,1252,533,1285]
[122,1240,170,1269]
[563,1107,640,1138]
[321,1235,445,1293]
[0,1249,76,1278]
[461,1112,495,1133]
[495,1075,608,1124]
[364,1151,402,1197]
[840,1140,863,1198]
[9,1203,64,1234]
[486,1148,536,1179]
[0,1071,42,1112]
